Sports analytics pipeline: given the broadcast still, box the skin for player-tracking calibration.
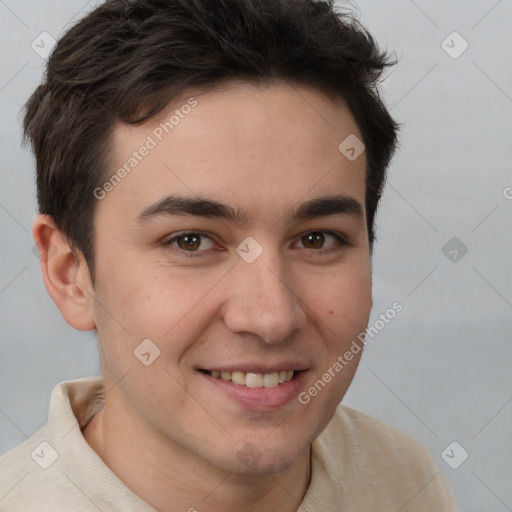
[33,81,372,512]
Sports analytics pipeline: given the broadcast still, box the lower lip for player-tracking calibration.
[199,370,308,411]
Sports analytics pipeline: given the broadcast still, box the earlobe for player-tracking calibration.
[32,214,96,331]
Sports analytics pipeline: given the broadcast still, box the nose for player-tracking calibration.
[221,247,308,345]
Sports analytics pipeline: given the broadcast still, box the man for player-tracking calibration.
[0,0,460,510]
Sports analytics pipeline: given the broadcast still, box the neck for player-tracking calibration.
[82,396,311,512]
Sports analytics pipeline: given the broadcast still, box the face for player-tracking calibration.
[87,81,372,475]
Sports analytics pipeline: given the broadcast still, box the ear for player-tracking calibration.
[32,214,96,331]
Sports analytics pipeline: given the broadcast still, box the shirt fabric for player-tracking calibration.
[0,377,460,511]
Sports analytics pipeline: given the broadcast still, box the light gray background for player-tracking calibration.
[1,1,511,511]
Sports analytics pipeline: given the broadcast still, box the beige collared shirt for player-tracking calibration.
[0,377,459,511]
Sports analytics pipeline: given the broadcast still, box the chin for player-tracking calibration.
[220,435,311,476]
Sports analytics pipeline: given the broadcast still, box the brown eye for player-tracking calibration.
[301,232,325,249]
[163,231,215,255]
[296,231,346,251]
[176,234,201,251]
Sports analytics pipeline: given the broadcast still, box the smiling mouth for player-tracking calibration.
[199,369,296,388]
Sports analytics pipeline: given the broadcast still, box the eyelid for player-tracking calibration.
[161,230,217,257]
[161,229,349,257]
[297,230,350,248]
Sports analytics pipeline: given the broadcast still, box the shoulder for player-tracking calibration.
[311,404,460,511]
[333,403,431,453]
[0,423,57,510]
[0,377,110,511]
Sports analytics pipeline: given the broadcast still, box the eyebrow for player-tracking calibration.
[136,193,364,225]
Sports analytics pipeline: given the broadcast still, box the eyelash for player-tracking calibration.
[161,230,350,258]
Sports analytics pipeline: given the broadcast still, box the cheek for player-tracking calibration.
[303,262,371,398]
[336,276,372,335]
[310,261,372,338]
[94,264,225,362]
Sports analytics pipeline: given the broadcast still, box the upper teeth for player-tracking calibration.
[209,370,294,388]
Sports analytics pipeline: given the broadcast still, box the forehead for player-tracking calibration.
[101,81,366,224]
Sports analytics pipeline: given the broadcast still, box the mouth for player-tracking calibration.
[199,369,296,388]
[197,368,308,411]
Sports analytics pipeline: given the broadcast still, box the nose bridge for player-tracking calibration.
[222,243,306,344]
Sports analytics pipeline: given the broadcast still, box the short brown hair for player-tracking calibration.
[23,0,400,284]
